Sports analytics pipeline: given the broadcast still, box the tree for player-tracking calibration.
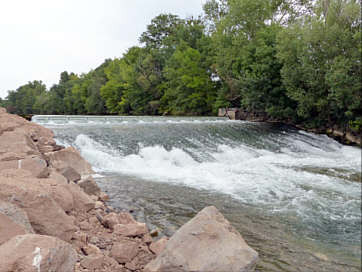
[277,0,361,128]
[161,42,216,115]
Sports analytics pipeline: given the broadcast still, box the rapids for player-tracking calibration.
[32,115,361,271]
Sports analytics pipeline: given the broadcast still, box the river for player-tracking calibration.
[32,115,361,272]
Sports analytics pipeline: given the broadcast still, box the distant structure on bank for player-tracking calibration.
[218,108,241,120]
[218,108,268,121]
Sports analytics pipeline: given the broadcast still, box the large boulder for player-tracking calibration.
[46,147,94,176]
[0,234,77,272]
[0,131,39,158]
[144,206,258,272]
[0,213,28,245]
[0,156,49,178]
[0,201,34,233]
[110,239,140,264]
[0,177,76,242]
[113,222,148,237]
[149,237,169,256]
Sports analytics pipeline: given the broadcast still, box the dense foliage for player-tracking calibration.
[1,0,360,133]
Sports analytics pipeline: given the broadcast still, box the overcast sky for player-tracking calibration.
[0,0,205,98]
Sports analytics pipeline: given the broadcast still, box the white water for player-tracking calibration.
[73,132,360,224]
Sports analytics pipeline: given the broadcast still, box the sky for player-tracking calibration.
[0,0,205,99]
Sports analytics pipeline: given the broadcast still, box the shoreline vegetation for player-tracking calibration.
[1,0,360,146]
[0,107,259,271]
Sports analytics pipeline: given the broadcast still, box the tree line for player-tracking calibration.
[1,0,360,133]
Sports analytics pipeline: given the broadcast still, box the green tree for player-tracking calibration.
[277,0,361,128]
[161,42,216,115]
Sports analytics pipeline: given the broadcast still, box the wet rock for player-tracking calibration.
[144,206,259,272]
[60,166,81,183]
[149,237,168,256]
[150,228,159,237]
[0,234,77,272]
[99,192,110,201]
[78,177,101,196]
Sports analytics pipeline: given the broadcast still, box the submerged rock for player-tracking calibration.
[144,206,258,272]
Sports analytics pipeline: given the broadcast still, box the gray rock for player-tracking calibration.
[78,177,101,196]
[60,166,81,183]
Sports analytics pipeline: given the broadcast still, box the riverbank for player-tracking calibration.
[0,107,258,272]
[236,112,361,147]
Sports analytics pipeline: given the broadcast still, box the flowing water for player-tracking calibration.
[32,115,361,271]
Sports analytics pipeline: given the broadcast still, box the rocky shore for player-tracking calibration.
[0,107,258,272]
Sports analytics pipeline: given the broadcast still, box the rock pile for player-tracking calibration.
[0,107,258,272]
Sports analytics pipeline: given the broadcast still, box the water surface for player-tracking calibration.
[33,115,361,271]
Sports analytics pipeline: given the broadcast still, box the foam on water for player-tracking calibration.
[34,115,361,254]
[73,133,360,226]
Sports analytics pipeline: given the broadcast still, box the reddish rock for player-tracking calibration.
[118,212,137,225]
[82,244,102,256]
[48,169,68,184]
[0,177,76,242]
[0,213,27,245]
[80,254,104,270]
[126,246,155,271]
[0,234,77,272]
[0,156,49,179]
[142,233,153,245]
[113,222,148,237]
[102,212,119,230]
[46,147,94,176]
[144,206,259,272]
[21,156,49,178]
[79,220,92,231]
[110,240,140,264]
[0,130,39,158]
[0,201,34,233]
[149,237,168,256]
[0,152,24,162]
